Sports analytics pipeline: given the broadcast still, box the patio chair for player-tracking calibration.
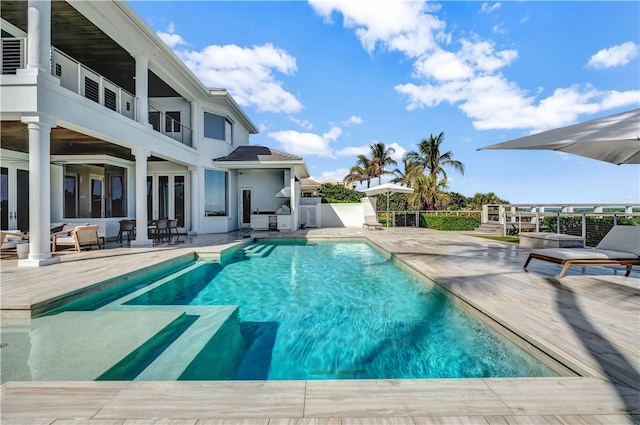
[52,225,105,252]
[363,215,383,230]
[1,231,27,256]
[167,219,181,243]
[117,220,136,246]
[523,225,640,278]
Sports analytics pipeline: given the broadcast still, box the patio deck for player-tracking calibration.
[1,227,639,423]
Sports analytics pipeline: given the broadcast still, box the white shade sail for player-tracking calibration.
[478,109,640,165]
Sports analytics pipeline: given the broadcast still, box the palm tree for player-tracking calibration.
[403,132,464,180]
[409,175,450,210]
[369,142,397,185]
[468,192,509,210]
[391,157,422,187]
[344,142,397,188]
[345,154,375,188]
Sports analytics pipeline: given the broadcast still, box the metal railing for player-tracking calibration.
[148,105,193,147]
[2,37,193,147]
[501,210,640,246]
[381,210,481,227]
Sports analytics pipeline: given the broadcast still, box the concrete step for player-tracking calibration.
[244,243,275,258]
[4,310,185,381]
[134,305,245,380]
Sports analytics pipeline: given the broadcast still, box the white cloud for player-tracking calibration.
[388,142,407,161]
[481,3,501,14]
[315,168,350,181]
[311,1,638,132]
[308,0,446,58]
[267,126,342,158]
[343,115,363,125]
[492,23,507,34]
[158,27,302,114]
[157,24,187,49]
[335,145,369,157]
[289,116,314,130]
[587,42,638,69]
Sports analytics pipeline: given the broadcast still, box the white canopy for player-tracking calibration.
[478,109,640,165]
[363,183,414,227]
[363,182,415,197]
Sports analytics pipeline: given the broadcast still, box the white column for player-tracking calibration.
[131,148,152,246]
[26,0,51,73]
[290,168,297,230]
[189,166,199,234]
[134,55,149,125]
[190,100,199,149]
[19,116,59,267]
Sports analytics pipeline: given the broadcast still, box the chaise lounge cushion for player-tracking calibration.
[531,248,638,261]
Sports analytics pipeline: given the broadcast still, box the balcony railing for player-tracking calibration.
[2,37,193,147]
[51,46,137,121]
[148,105,193,146]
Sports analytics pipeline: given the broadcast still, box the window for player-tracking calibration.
[204,170,228,216]
[165,111,181,133]
[64,175,78,218]
[204,112,232,143]
[63,164,127,219]
[204,112,224,140]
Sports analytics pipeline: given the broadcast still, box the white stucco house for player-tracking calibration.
[0,0,312,266]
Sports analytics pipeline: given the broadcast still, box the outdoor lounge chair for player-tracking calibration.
[51,225,105,252]
[523,225,640,278]
[1,230,27,256]
[363,215,383,230]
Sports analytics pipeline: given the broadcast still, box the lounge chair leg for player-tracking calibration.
[523,254,533,270]
[557,263,571,278]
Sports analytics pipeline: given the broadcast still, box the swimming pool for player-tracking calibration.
[116,239,556,380]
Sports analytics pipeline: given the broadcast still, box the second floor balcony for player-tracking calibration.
[1,37,193,147]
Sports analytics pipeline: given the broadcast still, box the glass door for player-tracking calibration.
[241,188,252,227]
[1,165,29,232]
[90,176,104,218]
[148,173,187,229]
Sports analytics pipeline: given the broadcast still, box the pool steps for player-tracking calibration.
[131,305,245,380]
[1,310,185,381]
[20,261,249,382]
[243,243,275,258]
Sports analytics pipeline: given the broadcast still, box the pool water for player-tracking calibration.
[126,240,557,380]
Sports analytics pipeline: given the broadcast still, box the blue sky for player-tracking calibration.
[130,1,640,204]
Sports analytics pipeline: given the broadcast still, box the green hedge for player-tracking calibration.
[420,214,480,231]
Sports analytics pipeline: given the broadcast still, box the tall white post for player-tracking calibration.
[19,116,59,266]
[134,54,149,125]
[26,0,51,73]
[189,166,199,234]
[190,100,199,149]
[131,148,152,246]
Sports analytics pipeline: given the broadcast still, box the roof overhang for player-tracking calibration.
[213,160,310,180]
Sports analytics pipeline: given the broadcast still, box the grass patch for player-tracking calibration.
[475,235,520,244]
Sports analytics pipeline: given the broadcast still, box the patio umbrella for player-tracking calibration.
[363,182,414,227]
[478,109,640,165]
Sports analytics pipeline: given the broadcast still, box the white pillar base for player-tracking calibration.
[130,239,153,247]
[18,256,60,267]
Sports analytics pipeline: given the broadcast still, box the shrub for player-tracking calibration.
[420,214,480,231]
[320,183,365,203]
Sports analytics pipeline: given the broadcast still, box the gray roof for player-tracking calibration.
[213,145,303,162]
